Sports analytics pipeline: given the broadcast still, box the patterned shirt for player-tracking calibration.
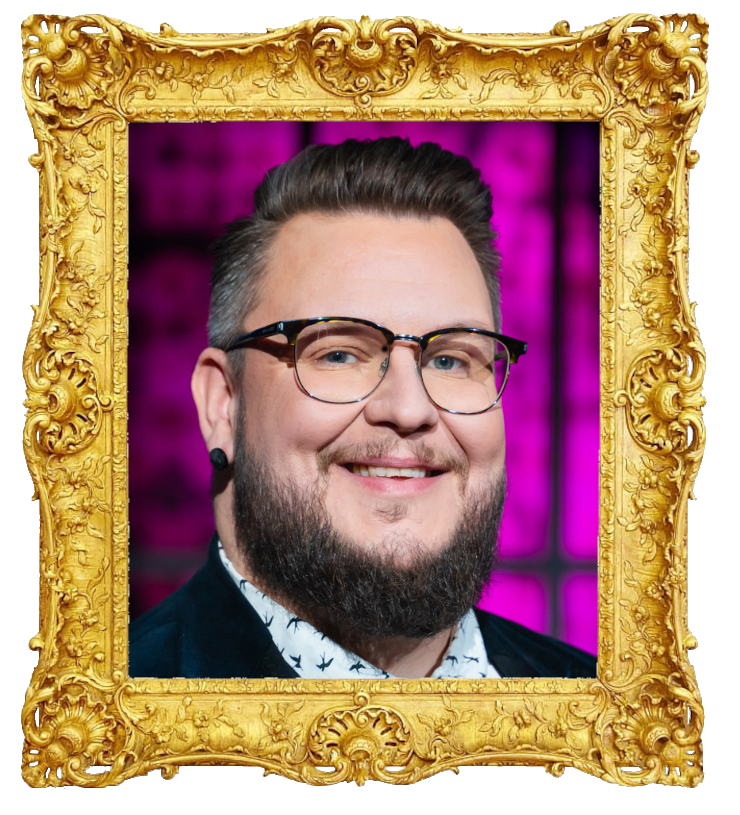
[218,541,501,679]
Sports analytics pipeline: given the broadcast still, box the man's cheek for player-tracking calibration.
[293,408,366,461]
[456,415,505,471]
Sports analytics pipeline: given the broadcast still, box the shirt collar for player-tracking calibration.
[218,541,500,679]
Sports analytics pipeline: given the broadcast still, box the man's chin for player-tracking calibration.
[332,524,458,568]
[232,414,506,640]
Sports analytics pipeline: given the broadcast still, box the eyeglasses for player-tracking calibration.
[225,317,527,415]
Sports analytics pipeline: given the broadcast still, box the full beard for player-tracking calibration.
[232,425,506,641]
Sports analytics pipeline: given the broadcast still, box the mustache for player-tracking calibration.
[316,438,469,480]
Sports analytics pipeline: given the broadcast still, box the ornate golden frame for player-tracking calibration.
[20,13,707,787]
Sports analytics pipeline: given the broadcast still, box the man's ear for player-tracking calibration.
[191,347,238,463]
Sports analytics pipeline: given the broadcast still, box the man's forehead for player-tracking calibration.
[250,211,494,330]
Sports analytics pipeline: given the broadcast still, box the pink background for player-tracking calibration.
[128,121,600,654]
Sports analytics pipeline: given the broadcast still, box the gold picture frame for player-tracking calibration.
[20,12,707,787]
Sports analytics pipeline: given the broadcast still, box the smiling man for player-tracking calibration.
[129,137,596,680]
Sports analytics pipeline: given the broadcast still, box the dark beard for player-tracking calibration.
[232,427,506,641]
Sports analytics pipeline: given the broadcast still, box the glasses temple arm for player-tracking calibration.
[225,322,286,352]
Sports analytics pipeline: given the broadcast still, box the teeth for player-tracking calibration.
[351,464,430,478]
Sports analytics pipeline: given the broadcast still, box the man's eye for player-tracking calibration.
[317,350,359,365]
[428,355,467,371]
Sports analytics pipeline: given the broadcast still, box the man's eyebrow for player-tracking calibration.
[442,320,496,331]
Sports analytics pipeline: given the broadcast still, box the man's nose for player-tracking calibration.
[362,343,439,434]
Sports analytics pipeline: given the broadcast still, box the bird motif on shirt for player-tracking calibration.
[444,654,458,666]
[287,616,302,632]
[349,660,364,673]
[316,653,334,671]
[464,655,479,663]
[263,613,274,628]
[290,654,302,669]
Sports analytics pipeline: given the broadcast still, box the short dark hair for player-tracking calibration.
[208,137,501,354]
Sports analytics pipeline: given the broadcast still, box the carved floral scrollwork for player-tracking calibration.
[420,50,467,99]
[478,50,599,105]
[46,454,110,556]
[417,695,473,756]
[25,350,108,455]
[253,53,306,99]
[618,458,675,568]
[616,348,705,455]
[306,692,416,784]
[603,684,702,786]
[123,694,249,765]
[619,232,676,348]
[612,14,708,112]
[130,56,246,106]
[310,16,418,105]
[22,16,128,115]
[259,700,306,760]
[22,677,126,787]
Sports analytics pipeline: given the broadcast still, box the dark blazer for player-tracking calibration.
[130,536,596,679]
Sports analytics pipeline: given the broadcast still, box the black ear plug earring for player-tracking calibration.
[209,448,228,471]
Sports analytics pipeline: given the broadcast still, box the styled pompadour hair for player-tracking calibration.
[208,137,501,354]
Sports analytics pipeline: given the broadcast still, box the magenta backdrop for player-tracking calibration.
[128,121,600,655]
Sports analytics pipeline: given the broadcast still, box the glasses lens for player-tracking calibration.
[295,321,388,403]
[421,331,510,413]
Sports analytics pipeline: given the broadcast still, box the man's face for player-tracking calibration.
[237,212,506,564]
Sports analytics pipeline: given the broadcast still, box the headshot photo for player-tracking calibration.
[127,121,600,680]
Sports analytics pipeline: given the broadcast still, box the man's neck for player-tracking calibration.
[302,608,454,678]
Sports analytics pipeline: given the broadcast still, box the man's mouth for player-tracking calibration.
[344,463,444,479]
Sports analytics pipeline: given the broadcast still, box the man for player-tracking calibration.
[129,137,596,680]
